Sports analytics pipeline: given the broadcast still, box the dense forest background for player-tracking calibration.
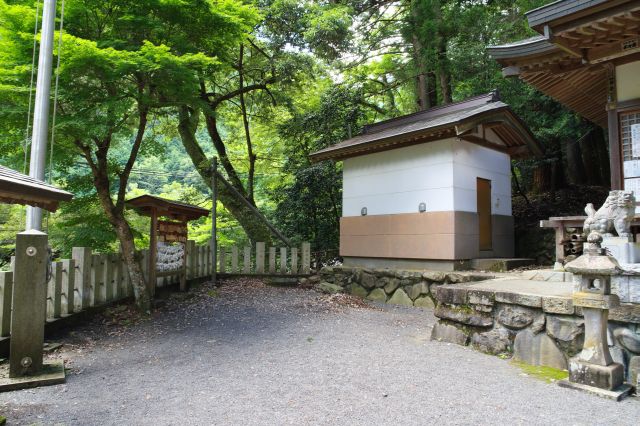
[0,0,612,269]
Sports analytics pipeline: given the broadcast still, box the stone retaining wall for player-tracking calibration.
[431,284,640,386]
[313,266,491,308]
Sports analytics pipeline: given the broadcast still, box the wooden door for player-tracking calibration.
[477,178,492,251]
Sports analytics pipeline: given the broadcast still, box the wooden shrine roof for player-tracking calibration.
[0,165,73,212]
[488,0,640,127]
[309,92,542,162]
[126,194,209,222]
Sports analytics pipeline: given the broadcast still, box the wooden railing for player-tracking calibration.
[217,242,311,275]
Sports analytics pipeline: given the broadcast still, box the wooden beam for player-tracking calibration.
[458,135,509,154]
[148,208,158,301]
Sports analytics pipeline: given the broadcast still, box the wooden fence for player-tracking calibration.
[218,242,311,275]
[0,241,311,339]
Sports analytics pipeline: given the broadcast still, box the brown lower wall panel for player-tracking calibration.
[341,211,480,236]
[340,211,514,260]
[341,233,457,260]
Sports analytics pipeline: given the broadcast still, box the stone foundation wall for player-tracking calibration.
[313,266,491,308]
[432,284,640,386]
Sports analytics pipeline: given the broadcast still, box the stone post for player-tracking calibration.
[9,230,48,377]
[562,231,632,400]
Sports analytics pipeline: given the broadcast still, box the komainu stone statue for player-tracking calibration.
[583,190,635,238]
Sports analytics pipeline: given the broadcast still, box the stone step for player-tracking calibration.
[470,258,534,272]
[521,269,573,282]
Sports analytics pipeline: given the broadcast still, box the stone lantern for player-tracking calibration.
[562,231,632,400]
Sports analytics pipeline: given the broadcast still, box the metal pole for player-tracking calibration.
[26,0,57,231]
[211,157,217,286]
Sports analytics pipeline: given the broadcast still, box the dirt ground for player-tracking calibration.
[1,278,639,425]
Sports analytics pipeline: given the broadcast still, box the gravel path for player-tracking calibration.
[1,278,639,425]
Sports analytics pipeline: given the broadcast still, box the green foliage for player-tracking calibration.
[0,0,607,260]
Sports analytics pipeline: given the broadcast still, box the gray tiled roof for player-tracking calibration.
[0,165,73,211]
[310,92,538,161]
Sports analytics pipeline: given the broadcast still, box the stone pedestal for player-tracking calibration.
[602,236,640,264]
[567,359,624,390]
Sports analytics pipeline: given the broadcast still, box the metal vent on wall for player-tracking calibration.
[622,38,639,51]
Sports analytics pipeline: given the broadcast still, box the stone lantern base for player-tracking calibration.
[568,359,625,390]
[559,358,632,401]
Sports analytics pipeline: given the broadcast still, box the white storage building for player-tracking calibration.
[310,92,542,271]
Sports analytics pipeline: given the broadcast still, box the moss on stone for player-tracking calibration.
[0,415,5,425]
[511,360,568,383]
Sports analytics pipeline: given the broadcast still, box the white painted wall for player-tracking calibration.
[453,139,512,216]
[342,138,512,216]
[616,61,640,103]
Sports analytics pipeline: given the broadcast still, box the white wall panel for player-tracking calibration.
[342,140,455,216]
[342,138,513,217]
[452,140,512,215]
[343,187,455,217]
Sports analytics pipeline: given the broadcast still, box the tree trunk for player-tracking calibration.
[566,136,587,185]
[238,44,256,203]
[436,38,452,104]
[177,106,273,243]
[532,162,551,194]
[93,175,151,312]
[411,41,429,110]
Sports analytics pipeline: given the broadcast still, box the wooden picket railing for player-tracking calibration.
[0,241,311,340]
[218,242,311,275]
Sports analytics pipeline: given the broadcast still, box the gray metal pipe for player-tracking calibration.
[26,0,57,231]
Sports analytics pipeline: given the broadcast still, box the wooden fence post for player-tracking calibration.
[291,248,298,275]
[219,247,226,273]
[104,253,115,302]
[0,271,12,337]
[205,245,211,277]
[243,246,251,274]
[47,261,63,319]
[72,247,92,311]
[302,242,311,275]
[61,259,75,315]
[255,242,265,274]
[91,253,106,306]
[280,247,287,273]
[269,247,276,274]
[198,246,205,278]
[231,246,238,273]
[186,240,196,280]
[114,255,123,300]
[141,249,151,296]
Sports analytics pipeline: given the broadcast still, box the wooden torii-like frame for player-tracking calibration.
[126,195,209,297]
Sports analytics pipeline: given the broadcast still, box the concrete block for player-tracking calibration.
[611,276,630,303]
[435,286,468,305]
[468,289,495,306]
[542,297,574,314]
[431,321,469,346]
[495,291,542,308]
[434,304,493,327]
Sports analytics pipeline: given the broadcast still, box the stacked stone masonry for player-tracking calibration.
[431,282,640,387]
[316,267,492,308]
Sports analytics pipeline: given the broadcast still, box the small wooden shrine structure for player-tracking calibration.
[488,0,640,196]
[126,195,209,295]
